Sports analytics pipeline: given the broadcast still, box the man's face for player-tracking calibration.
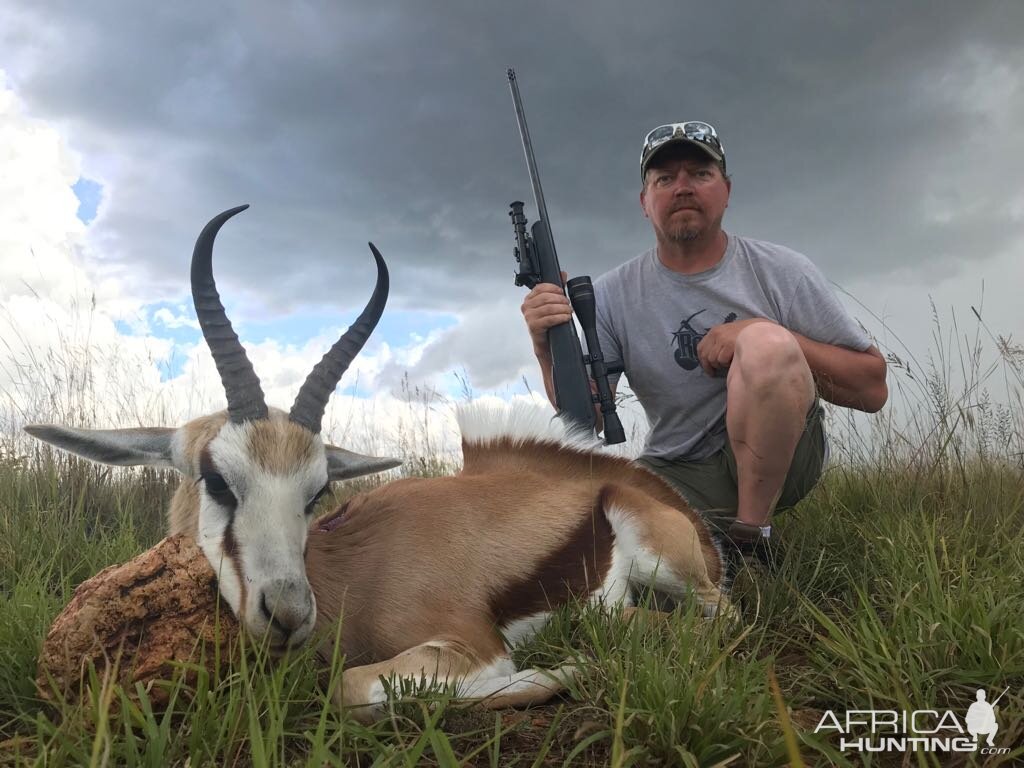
[640,145,731,244]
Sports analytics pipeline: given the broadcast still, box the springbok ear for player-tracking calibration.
[325,445,402,481]
[23,425,177,468]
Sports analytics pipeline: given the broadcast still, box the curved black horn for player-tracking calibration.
[191,205,269,424]
[289,243,388,434]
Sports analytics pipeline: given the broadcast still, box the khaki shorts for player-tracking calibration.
[635,402,827,535]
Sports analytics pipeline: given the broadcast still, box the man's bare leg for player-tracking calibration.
[725,323,815,528]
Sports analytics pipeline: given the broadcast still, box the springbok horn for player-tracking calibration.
[191,205,269,424]
[289,243,388,435]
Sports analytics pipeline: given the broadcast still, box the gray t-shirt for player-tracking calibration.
[593,234,872,460]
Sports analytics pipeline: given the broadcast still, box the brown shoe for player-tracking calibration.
[721,520,785,586]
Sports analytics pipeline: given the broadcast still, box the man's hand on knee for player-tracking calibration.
[696,317,776,376]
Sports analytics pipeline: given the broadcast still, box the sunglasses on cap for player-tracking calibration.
[641,121,725,177]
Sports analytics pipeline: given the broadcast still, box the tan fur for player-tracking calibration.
[247,419,317,474]
[168,483,200,538]
[295,437,729,717]
[306,472,616,663]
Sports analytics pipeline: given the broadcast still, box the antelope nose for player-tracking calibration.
[259,579,314,642]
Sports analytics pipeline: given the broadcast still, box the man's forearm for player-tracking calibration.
[790,333,888,412]
[535,350,558,409]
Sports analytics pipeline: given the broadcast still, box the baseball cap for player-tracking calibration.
[641,121,726,179]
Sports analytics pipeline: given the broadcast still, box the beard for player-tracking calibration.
[661,208,725,245]
[663,207,705,243]
[666,225,701,243]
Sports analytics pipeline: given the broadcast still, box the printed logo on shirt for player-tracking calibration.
[672,310,737,370]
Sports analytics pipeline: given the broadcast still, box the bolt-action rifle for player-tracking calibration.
[506,68,625,445]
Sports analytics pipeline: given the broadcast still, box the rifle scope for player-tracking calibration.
[567,277,626,445]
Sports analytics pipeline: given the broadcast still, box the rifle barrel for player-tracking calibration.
[507,69,555,251]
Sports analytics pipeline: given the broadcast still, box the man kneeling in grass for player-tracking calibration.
[521,121,888,584]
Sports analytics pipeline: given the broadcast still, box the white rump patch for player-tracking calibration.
[456,401,600,453]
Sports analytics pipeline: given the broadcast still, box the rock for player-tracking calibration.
[37,534,240,707]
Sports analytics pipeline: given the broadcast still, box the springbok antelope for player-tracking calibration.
[26,206,730,720]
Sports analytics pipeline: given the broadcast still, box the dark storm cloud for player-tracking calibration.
[3,0,1022,385]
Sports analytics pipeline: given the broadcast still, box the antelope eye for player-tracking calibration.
[202,473,237,508]
[305,484,330,516]
[204,473,228,493]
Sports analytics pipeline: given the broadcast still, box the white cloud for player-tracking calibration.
[0,73,88,306]
[151,306,199,330]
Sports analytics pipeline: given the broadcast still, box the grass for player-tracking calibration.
[0,443,1021,765]
[0,304,1022,765]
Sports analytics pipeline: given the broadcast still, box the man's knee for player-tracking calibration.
[731,324,813,398]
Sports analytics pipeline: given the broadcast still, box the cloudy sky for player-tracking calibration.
[2,1,1022,454]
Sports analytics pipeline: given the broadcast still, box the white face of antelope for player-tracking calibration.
[176,205,394,650]
[193,413,328,650]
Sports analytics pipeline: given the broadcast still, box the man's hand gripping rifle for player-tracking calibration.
[506,69,625,445]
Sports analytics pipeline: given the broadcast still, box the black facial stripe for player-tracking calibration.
[199,446,216,480]
[223,518,238,557]
[199,446,238,517]
[221,517,247,614]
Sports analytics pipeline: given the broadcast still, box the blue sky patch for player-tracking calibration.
[158,352,190,381]
[234,308,459,350]
[130,302,459,384]
[72,178,103,224]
